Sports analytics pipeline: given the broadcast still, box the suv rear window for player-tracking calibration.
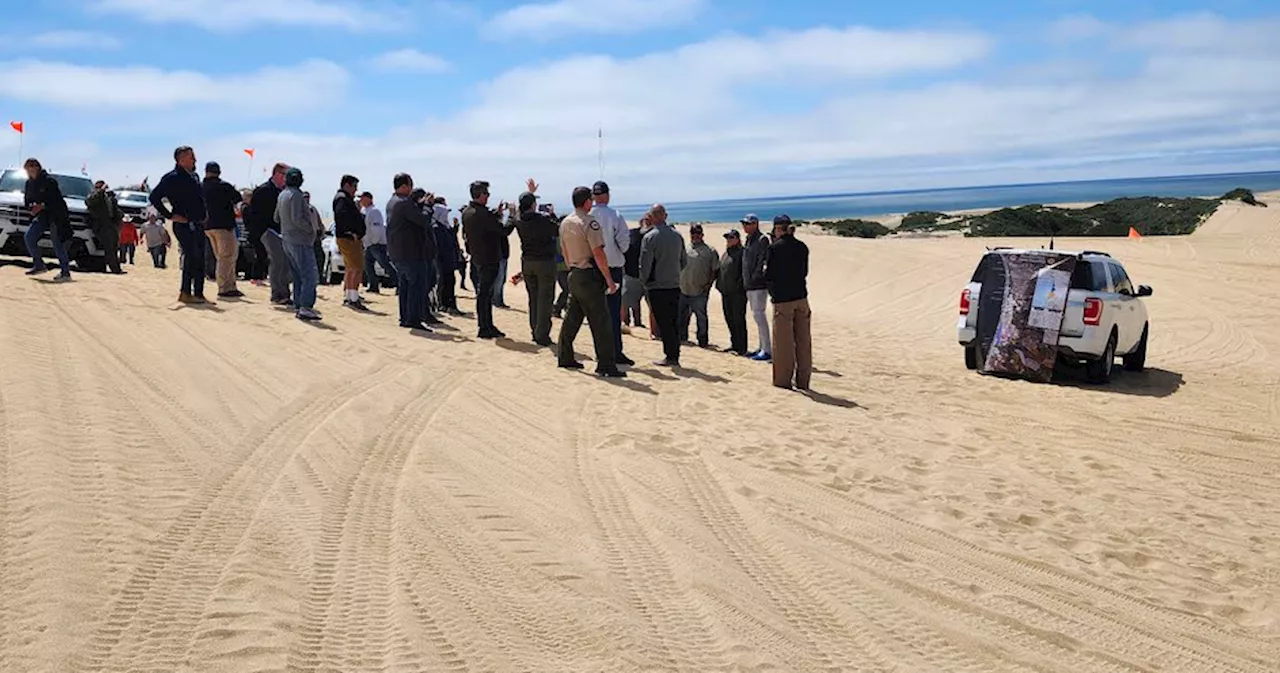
[1071,261,1108,291]
[970,253,999,282]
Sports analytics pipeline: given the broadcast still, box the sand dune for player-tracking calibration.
[0,196,1276,672]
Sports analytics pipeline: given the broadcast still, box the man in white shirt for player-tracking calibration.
[589,180,634,366]
[359,191,395,293]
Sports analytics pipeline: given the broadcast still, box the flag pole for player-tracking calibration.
[597,125,604,180]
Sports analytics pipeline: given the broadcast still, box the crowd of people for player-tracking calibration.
[17,145,815,390]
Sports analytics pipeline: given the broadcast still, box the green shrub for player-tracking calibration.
[966,197,1220,237]
[818,218,891,238]
[1222,188,1266,207]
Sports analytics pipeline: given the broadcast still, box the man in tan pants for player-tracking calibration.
[764,215,812,390]
[200,161,245,297]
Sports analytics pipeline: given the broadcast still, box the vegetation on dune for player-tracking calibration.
[818,218,892,238]
[965,197,1221,237]
[898,211,950,231]
[1222,188,1267,207]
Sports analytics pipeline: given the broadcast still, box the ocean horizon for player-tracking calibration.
[615,170,1280,224]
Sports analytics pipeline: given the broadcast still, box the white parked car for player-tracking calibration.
[957,249,1152,383]
[0,167,111,270]
[320,229,396,287]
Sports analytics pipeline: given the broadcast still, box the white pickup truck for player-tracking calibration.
[957,249,1152,383]
[0,167,109,270]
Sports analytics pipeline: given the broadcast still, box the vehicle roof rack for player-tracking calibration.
[1081,250,1112,257]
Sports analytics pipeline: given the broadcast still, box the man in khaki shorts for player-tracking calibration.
[557,186,625,378]
[332,174,369,311]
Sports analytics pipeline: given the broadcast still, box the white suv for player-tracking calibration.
[957,249,1152,383]
[0,168,108,270]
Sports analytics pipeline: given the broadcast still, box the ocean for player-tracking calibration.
[617,171,1280,223]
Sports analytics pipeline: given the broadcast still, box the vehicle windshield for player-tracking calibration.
[0,168,94,199]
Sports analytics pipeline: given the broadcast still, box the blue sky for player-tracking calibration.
[2,0,1279,212]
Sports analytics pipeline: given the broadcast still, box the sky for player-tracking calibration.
[2,0,1279,212]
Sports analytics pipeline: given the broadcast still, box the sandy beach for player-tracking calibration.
[0,194,1276,672]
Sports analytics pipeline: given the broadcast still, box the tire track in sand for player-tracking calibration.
[569,396,734,672]
[286,371,467,673]
[68,361,396,673]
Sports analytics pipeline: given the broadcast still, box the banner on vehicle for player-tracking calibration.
[980,252,1077,382]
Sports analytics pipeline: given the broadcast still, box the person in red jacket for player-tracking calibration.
[119,216,140,265]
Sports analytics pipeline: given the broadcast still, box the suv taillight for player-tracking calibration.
[1083,297,1103,326]
[959,289,971,315]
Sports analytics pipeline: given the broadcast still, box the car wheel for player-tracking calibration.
[1123,324,1148,372]
[964,344,979,370]
[1086,331,1117,384]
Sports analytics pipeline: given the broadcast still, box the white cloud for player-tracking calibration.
[489,0,704,38]
[20,30,123,50]
[0,59,347,110]
[370,49,451,73]
[89,0,397,31]
[23,16,1280,210]
[1046,15,1112,44]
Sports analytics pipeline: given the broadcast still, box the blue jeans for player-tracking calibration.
[364,244,396,292]
[679,293,710,345]
[283,242,318,310]
[24,214,72,275]
[395,260,429,327]
[172,223,206,296]
[492,258,508,306]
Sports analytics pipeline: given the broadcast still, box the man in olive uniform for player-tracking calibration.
[557,186,626,378]
[86,180,125,274]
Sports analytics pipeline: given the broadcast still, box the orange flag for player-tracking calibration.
[9,121,22,133]
[1128,226,1142,240]
[243,148,255,158]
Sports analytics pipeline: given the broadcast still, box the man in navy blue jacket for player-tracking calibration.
[150,145,210,304]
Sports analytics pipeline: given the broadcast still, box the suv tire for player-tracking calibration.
[1123,325,1148,373]
[1086,331,1117,384]
[964,344,979,370]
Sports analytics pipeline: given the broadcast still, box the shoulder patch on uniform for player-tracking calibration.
[588,220,601,230]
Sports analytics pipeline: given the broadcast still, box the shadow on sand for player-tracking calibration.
[1050,365,1185,398]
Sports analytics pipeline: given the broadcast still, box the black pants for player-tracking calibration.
[722,291,749,354]
[96,225,122,273]
[436,258,457,310]
[648,288,682,363]
[313,240,325,281]
[396,260,428,327]
[558,267,616,372]
[554,269,571,312]
[522,258,557,343]
[248,229,268,279]
[173,223,206,296]
[473,261,500,332]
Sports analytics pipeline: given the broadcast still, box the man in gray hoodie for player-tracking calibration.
[275,168,321,321]
[638,204,687,366]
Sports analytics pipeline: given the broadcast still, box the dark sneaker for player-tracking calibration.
[219,289,244,298]
[559,361,585,370]
[750,352,772,362]
[424,315,444,325]
[596,369,627,379]
[535,338,555,347]
[53,273,72,283]
[25,267,48,276]
[653,358,679,368]
[297,308,322,321]
[616,355,636,367]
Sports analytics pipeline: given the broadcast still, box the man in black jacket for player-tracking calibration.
[740,213,772,361]
[202,162,244,297]
[717,229,749,355]
[461,179,507,339]
[150,145,210,304]
[431,197,463,316]
[248,162,290,302]
[333,174,369,311]
[621,216,650,330]
[764,215,811,390]
[514,184,559,345]
[386,173,434,331]
[22,158,74,280]
[86,180,125,274]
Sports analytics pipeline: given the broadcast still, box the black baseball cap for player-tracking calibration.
[724,229,741,239]
[205,161,221,174]
[518,191,537,211]
[690,224,704,234]
[773,214,792,227]
[592,180,609,195]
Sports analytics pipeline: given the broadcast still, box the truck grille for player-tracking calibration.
[0,204,92,229]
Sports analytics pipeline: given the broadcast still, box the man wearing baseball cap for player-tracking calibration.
[765,214,812,390]
[202,161,244,297]
[717,228,749,355]
[589,180,635,366]
[678,224,719,348]
[740,213,772,361]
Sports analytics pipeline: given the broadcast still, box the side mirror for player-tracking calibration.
[1137,285,1153,297]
